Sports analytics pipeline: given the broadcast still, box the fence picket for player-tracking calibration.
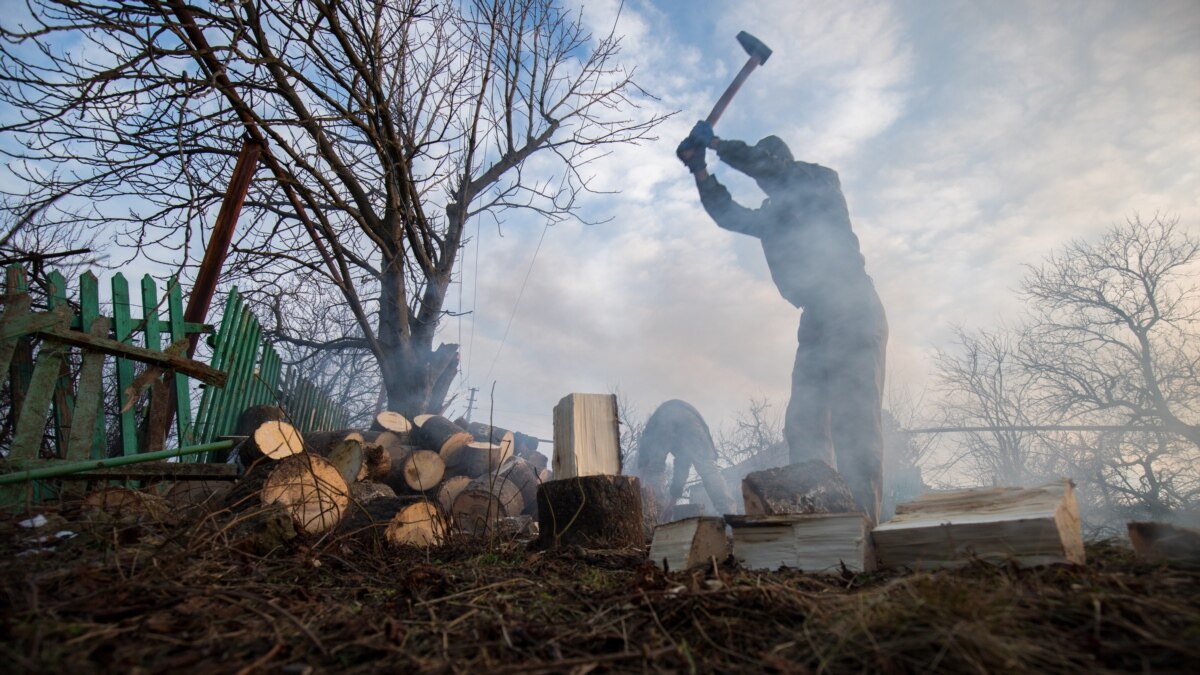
[111,274,138,456]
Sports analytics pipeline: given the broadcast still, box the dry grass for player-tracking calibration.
[1,496,1197,674]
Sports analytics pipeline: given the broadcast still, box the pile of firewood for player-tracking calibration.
[219,406,550,547]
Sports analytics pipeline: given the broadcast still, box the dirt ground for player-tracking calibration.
[1,497,1198,674]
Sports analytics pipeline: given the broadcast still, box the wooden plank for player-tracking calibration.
[47,271,75,458]
[552,393,621,479]
[209,302,251,440]
[32,323,225,386]
[167,276,195,449]
[10,307,72,461]
[871,480,1085,569]
[4,268,35,441]
[0,310,63,342]
[65,316,110,461]
[111,273,139,455]
[141,275,169,453]
[78,272,107,459]
[64,461,239,481]
[193,290,242,443]
[0,292,32,375]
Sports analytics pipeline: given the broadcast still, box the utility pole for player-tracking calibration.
[464,387,479,423]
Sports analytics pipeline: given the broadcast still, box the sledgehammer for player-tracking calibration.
[707,31,773,125]
[679,31,772,161]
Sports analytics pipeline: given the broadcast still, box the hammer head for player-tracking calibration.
[736,31,772,65]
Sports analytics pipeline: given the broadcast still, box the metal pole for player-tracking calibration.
[0,440,234,485]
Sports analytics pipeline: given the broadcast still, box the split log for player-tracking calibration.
[437,475,472,514]
[1128,522,1200,566]
[373,411,413,435]
[412,414,474,455]
[872,480,1085,569]
[726,513,874,573]
[649,517,730,571]
[383,449,446,494]
[302,430,390,482]
[225,453,349,535]
[451,476,525,534]
[552,393,621,478]
[324,439,363,485]
[742,460,858,516]
[536,475,644,549]
[442,441,510,478]
[340,496,444,547]
[350,481,396,504]
[372,431,414,457]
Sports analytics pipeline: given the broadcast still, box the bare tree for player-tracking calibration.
[1020,214,1200,523]
[714,396,783,469]
[1020,214,1200,447]
[1,0,667,416]
[933,327,1052,486]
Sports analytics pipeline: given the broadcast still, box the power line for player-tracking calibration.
[904,425,1171,434]
[484,221,550,383]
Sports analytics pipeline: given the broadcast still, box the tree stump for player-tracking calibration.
[536,475,644,549]
[741,460,858,516]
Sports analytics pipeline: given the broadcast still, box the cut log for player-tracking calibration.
[742,460,858,516]
[301,429,362,455]
[82,487,171,522]
[224,503,298,555]
[442,441,510,478]
[350,481,396,504]
[340,495,445,547]
[522,450,549,472]
[259,453,350,535]
[373,411,413,435]
[1128,522,1200,565]
[451,476,525,534]
[237,420,305,466]
[536,475,644,549]
[383,449,446,494]
[872,480,1085,570]
[165,480,232,512]
[552,393,621,479]
[360,443,391,483]
[726,513,874,573]
[372,431,413,457]
[437,475,472,514]
[498,456,541,516]
[235,405,287,437]
[649,517,731,572]
[412,414,474,455]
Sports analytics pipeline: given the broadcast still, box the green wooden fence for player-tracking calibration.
[188,287,350,446]
[2,267,351,464]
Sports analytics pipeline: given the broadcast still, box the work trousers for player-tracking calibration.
[784,287,887,524]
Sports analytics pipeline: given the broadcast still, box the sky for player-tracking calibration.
[2,0,1198,447]
[448,0,1200,441]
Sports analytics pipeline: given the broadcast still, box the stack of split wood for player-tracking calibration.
[222,405,551,544]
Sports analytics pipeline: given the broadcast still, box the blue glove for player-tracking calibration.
[688,120,714,148]
[676,137,706,173]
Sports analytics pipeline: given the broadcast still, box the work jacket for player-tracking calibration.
[697,140,873,311]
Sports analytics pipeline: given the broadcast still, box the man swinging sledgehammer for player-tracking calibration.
[676,122,888,525]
